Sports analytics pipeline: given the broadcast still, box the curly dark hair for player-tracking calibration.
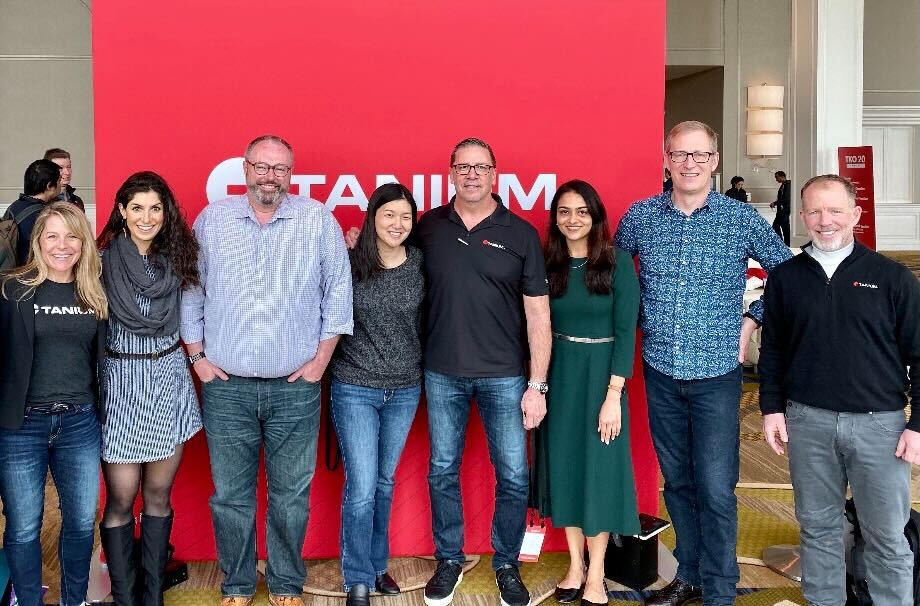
[97,171,200,288]
[544,179,614,298]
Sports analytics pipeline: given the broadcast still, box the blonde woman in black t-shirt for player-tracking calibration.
[0,202,108,606]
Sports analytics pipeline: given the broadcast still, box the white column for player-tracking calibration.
[815,0,864,173]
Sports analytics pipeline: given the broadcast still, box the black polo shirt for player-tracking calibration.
[417,195,548,378]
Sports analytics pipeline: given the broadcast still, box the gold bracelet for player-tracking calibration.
[608,384,623,393]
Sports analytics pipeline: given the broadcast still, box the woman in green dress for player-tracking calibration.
[540,180,641,606]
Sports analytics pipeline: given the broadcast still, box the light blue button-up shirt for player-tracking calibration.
[180,194,353,378]
[615,190,791,380]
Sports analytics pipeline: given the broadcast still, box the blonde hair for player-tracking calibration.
[665,120,719,153]
[2,202,108,319]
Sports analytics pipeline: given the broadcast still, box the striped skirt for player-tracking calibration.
[102,322,201,464]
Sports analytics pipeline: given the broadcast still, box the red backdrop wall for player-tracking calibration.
[92,0,666,560]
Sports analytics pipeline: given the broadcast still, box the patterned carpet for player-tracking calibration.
[739,390,920,500]
[158,552,804,606]
[883,251,920,280]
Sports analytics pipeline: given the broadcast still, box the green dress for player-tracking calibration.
[536,248,641,536]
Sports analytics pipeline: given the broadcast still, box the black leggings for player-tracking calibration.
[100,445,184,527]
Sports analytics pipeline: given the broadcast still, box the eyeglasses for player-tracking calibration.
[245,160,292,177]
[452,163,494,176]
[668,151,716,163]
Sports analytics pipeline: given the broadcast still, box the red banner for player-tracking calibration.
[93,0,666,559]
[837,146,877,249]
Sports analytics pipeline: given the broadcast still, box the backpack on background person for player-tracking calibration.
[0,204,42,271]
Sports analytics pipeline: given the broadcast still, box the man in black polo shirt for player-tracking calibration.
[420,138,551,606]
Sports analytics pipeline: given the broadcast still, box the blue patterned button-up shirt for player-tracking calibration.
[615,191,791,380]
[180,195,353,378]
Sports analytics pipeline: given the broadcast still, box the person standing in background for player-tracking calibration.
[5,159,62,267]
[770,171,791,245]
[44,148,86,213]
[725,176,748,203]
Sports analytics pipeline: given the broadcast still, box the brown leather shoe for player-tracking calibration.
[269,594,306,606]
[220,596,254,606]
[643,579,703,606]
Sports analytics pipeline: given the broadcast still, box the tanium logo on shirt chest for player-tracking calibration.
[34,304,95,315]
[852,281,879,289]
[483,240,507,250]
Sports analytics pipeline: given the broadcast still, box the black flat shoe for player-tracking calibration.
[375,573,401,595]
[580,581,609,606]
[554,584,585,604]
[347,584,370,606]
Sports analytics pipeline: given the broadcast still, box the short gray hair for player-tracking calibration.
[801,174,857,206]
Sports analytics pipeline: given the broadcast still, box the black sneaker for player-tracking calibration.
[496,565,531,606]
[424,560,464,606]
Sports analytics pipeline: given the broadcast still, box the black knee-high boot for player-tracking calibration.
[140,512,173,606]
[100,520,137,606]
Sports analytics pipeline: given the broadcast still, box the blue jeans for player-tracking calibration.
[330,380,420,590]
[786,401,912,606]
[0,404,100,606]
[424,370,528,570]
[202,376,321,597]
[644,363,741,606]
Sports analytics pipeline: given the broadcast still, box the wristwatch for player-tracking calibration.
[187,352,206,365]
[527,380,549,394]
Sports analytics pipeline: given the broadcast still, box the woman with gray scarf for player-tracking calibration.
[96,171,201,606]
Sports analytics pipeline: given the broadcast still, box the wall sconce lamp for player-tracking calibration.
[746,84,784,170]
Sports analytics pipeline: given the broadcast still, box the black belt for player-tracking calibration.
[25,401,82,415]
[106,341,181,361]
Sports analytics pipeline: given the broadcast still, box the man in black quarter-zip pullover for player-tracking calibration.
[759,174,920,606]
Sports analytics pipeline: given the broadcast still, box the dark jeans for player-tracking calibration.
[330,380,420,590]
[424,370,528,571]
[772,213,790,245]
[787,401,912,606]
[202,376,321,598]
[0,404,100,606]
[644,363,741,606]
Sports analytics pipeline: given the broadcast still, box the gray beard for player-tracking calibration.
[249,184,286,206]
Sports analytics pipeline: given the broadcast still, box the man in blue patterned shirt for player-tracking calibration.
[181,135,353,606]
[615,121,791,606]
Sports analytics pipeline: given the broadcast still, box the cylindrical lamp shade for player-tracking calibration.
[747,133,784,157]
[747,85,784,109]
[747,109,783,133]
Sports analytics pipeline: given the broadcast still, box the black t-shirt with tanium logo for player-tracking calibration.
[26,280,98,406]
[417,196,548,378]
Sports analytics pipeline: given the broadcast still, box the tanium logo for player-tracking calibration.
[206,158,556,212]
[852,281,879,289]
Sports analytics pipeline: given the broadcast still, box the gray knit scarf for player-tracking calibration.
[102,233,181,337]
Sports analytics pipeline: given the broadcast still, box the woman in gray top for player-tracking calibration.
[330,183,424,606]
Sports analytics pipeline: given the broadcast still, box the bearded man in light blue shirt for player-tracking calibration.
[181,134,353,606]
